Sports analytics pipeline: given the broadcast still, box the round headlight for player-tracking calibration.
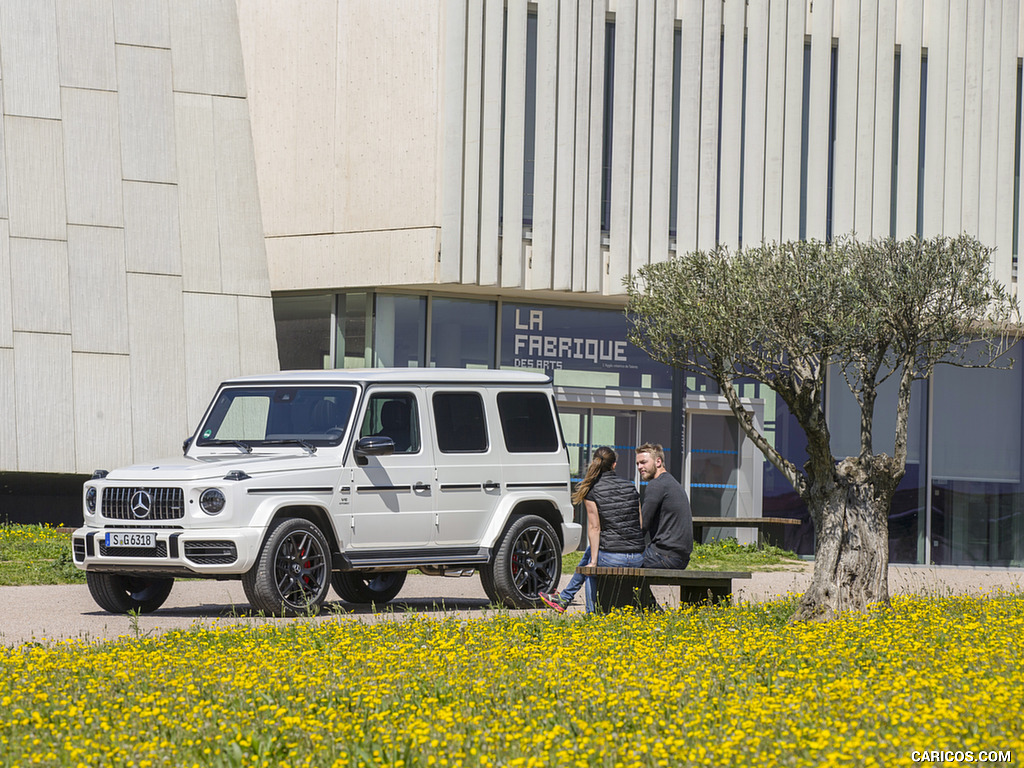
[199,488,226,515]
[85,487,97,514]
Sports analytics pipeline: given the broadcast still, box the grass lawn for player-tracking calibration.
[0,524,800,586]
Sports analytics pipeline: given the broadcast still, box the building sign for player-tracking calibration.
[500,303,672,389]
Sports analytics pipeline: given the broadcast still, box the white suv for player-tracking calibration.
[73,369,581,616]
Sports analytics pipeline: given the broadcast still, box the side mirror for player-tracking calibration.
[353,436,395,458]
[182,436,193,455]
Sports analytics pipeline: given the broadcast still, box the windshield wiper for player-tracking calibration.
[262,439,318,455]
[204,439,253,454]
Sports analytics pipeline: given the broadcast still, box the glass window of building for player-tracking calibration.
[374,294,426,368]
[931,344,1024,566]
[499,302,671,390]
[430,297,496,368]
[335,293,370,369]
[273,294,333,370]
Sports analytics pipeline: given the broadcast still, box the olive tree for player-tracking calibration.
[626,235,1018,621]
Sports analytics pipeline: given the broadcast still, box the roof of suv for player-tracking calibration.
[222,368,553,387]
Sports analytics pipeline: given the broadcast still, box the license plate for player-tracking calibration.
[106,532,156,548]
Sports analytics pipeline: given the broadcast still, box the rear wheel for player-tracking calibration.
[86,572,174,614]
[484,515,561,609]
[332,570,407,605]
[242,518,331,616]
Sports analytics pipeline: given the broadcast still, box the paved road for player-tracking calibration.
[2,564,1021,647]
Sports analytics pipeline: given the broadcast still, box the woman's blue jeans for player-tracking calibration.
[584,549,644,613]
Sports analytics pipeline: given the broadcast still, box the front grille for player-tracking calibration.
[99,541,169,558]
[73,539,85,562]
[184,541,238,565]
[102,487,185,520]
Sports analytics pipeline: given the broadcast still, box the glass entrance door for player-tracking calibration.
[688,413,740,518]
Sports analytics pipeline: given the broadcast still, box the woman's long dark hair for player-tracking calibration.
[572,446,616,505]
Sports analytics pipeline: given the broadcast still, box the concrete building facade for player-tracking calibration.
[3,1,1024,567]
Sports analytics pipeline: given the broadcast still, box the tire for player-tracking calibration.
[332,570,407,605]
[242,518,332,616]
[86,572,174,614]
[486,514,561,609]
[479,565,499,604]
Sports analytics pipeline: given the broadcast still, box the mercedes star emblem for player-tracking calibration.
[130,490,153,519]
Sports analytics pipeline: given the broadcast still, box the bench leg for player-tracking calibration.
[679,585,732,605]
[592,577,660,613]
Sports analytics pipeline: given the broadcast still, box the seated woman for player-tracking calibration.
[540,446,649,613]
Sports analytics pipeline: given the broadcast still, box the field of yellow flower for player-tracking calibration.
[1,594,1021,767]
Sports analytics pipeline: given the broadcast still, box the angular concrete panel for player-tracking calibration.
[333,1,438,233]
[174,92,221,293]
[73,352,133,471]
[0,220,10,348]
[169,0,246,97]
[237,295,280,375]
[265,229,439,293]
[123,181,182,276]
[183,292,240,428]
[13,332,75,472]
[9,237,71,335]
[0,82,8,218]
[3,116,68,240]
[61,87,123,227]
[0,0,62,118]
[126,273,187,460]
[235,0,338,237]
[117,44,176,183]
[68,225,129,354]
[112,0,170,48]
[213,96,269,297]
[57,0,117,91]
[0,347,16,470]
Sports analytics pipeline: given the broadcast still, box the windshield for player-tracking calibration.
[195,386,358,449]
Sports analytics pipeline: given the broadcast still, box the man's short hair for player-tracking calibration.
[636,442,665,466]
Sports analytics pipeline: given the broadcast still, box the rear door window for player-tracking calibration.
[497,392,560,452]
[432,392,488,453]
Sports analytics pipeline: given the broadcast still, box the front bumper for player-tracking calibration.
[72,526,265,577]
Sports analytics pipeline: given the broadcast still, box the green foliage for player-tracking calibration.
[690,538,801,571]
[561,538,799,574]
[0,524,85,586]
[626,234,1019,494]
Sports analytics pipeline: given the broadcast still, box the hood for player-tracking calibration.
[101,452,338,483]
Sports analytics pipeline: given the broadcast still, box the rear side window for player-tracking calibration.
[433,392,487,453]
[497,392,559,452]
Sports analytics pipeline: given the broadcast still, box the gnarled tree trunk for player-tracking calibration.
[793,456,900,622]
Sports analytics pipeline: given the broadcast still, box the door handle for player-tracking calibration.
[414,482,431,492]
[483,480,500,492]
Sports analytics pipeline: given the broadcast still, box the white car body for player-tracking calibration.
[73,369,581,614]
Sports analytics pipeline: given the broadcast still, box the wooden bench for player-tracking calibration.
[576,565,752,612]
[692,516,800,546]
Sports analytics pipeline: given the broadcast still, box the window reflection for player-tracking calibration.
[273,295,333,370]
[429,297,496,368]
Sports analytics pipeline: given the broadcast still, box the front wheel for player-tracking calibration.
[484,515,561,609]
[242,518,332,616]
[86,572,174,614]
[332,570,407,605]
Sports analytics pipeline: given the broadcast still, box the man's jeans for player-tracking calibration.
[584,549,644,613]
[643,544,690,570]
